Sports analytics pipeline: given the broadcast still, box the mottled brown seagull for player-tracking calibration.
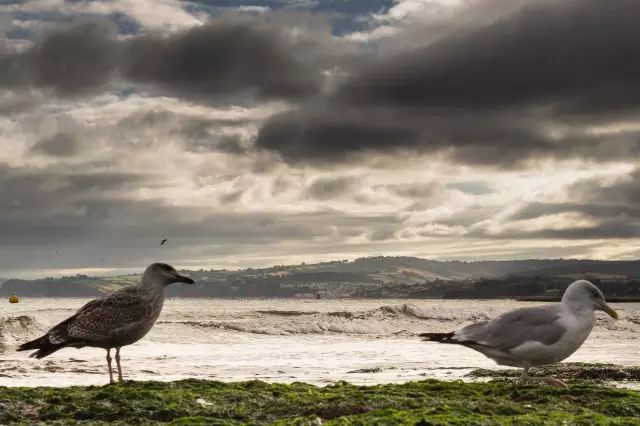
[18,263,194,383]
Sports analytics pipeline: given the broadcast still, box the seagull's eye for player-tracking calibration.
[591,289,599,298]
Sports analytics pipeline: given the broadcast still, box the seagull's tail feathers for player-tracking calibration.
[17,316,81,359]
[17,334,48,352]
[419,332,456,342]
[17,335,66,359]
[419,332,490,350]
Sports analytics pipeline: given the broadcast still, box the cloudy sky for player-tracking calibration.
[1,0,639,277]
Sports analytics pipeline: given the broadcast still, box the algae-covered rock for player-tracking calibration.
[468,362,640,382]
[0,377,639,424]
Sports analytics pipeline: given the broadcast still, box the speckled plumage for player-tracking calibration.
[18,263,194,383]
[67,285,164,347]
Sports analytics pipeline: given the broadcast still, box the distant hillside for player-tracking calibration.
[2,256,640,298]
[242,257,640,283]
[0,274,139,298]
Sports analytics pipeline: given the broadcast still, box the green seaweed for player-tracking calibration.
[468,362,640,382]
[0,376,639,425]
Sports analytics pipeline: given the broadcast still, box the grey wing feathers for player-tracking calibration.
[455,305,566,351]
[67,287,151,342]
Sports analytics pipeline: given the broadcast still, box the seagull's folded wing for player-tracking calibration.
[456,305,567,352]
[67,287,153,342]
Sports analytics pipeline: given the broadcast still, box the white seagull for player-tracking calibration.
[420,280,618,386]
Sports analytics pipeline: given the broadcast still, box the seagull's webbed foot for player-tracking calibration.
[519,368,566,387]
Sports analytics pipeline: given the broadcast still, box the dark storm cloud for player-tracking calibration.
[29,20,120,95]
[0,20,118,95]
[0,20,120,95]
[255,104,550,165]
[31,133,78,157]
[123,20,319,100]
[0,15,326,100]
[570,171,640,206]
[388,183,440,199]
[368,228,396,241]
[255,107,424,162]
[305,176,359,200]
[341,0,640,111]
[214,135,248,154]
[256,0,640,165]
[0,165,145,214]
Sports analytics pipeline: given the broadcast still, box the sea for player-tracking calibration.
[0,298,638,387]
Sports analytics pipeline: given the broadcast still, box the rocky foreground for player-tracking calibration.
[1,364,640,425]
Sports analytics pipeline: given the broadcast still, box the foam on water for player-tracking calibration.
[0,315,40,349]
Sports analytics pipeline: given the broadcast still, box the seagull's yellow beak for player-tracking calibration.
[598,300,618,319]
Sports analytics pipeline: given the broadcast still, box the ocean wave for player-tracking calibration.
[155,303,640,336]
[158,303,640,336]
[596,310,640,331]
[253,304,492,322]
[157,304,494,336]
[158,319,382,335]
[0,315,40,349]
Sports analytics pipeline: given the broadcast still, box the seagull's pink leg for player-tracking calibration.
[106,348,114,384]
[115,347,123,382]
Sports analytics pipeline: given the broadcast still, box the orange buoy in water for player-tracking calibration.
[9,294,18,303]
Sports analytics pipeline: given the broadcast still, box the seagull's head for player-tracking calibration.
[562,280,618,319]
[144,263,195,286]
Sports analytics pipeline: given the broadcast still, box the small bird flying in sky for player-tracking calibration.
[160,239,167,246]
